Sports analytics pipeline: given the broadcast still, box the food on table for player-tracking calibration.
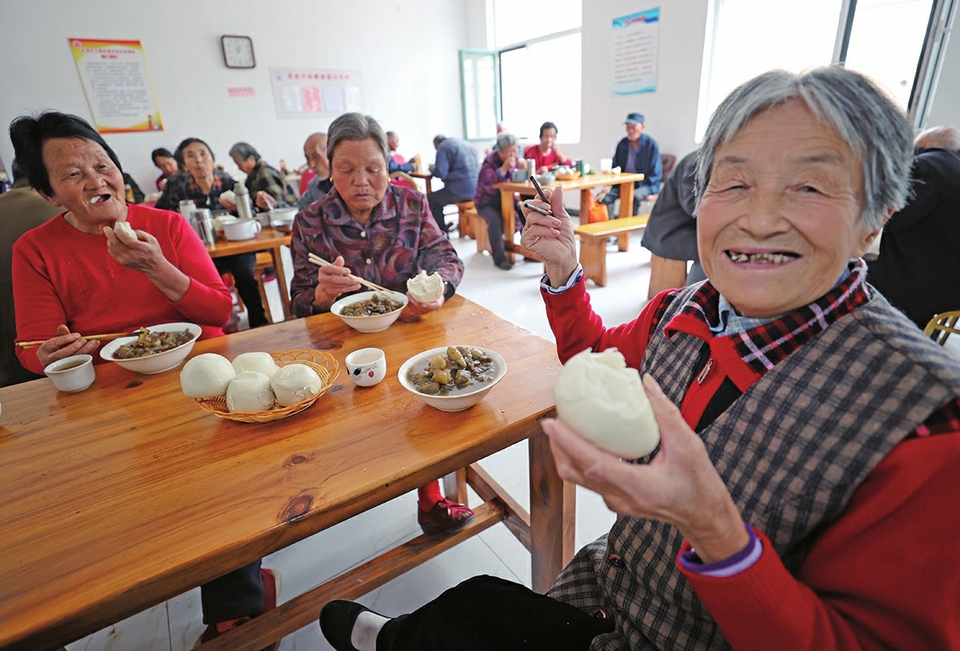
[407,346,497,396]
[553,348,660,458]
[226,370,276,412]
[232,351,279,378]
[180,353,236,398]
[406,270,444,304]
[340,293,404,317]
[218,189,236,203]
[271,363,322,406]
[112,327,196,359]
[113,219,137,243]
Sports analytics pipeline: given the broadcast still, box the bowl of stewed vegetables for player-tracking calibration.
[99,322,201,374]
[330,290,408,333]
[398,345,507,412]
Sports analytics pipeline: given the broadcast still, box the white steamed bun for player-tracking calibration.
[271,363,322,406]
[406,270,444,304]
[180,353,236,398]
[226,371,276,412]
[554,348,660,458]
[232,352,279,378]
[114,220,137,243]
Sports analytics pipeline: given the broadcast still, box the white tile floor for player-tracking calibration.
[67,227,659,651]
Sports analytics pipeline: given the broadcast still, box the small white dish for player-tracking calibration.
[398,346,506,412]
[330,290,408,334]
[222,218,262,241]
[44,354,96,393]
[345,347,387,387]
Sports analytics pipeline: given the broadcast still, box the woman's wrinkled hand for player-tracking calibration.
[544,374,749,563]
[405,293,444,315]
[519,186,577,287]
[218,196,238,212]
[36,324,100,369]
[313,255,361,308]
[255,191,277,211]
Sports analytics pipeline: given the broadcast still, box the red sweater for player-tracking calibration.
[544,280,960,650]
[13,204,232,375]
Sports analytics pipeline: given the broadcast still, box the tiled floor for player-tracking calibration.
[66,227,660,651]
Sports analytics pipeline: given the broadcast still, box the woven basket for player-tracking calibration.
[555,170,581,181]
[196,350,339,423]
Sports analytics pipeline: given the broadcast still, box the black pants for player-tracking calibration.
[428,187,472,232]
[601,185,650,220]
[215,253,268,328]
[377,575,614,651]
[200,560,264,624]
[476,204,508,266]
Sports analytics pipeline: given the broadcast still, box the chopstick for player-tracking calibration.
[17,330,139,349]
[307,253,394,294]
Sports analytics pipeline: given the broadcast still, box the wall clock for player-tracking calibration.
[221,35,256,69]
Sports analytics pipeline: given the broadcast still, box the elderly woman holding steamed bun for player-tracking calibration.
[319,67,960,651]
[10,111,232,377]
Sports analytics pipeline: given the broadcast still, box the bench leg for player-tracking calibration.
[647,255,689,300]
[617,232,631,252]
[578,237,608,287]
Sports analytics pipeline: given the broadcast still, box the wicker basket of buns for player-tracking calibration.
[196,350,339,423]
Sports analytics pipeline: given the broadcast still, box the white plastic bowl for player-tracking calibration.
[331,290,408,334]
[99,322,201,374]
[398,346,507,412]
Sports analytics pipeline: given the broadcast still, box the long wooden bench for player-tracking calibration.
[572,214,650,287]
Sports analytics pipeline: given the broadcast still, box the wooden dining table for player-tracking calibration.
[0,295,571,651]
[207,226,293,321]
[494,172,645,263]
[408,169,434,195]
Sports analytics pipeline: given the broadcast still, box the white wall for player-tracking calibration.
[925,25,960,129]
[0,0,485,192]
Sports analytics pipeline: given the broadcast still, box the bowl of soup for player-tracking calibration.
[398,345,506,412]
[99,322,201,374]
[331,290,408,333]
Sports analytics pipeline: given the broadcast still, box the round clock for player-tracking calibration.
[221,35,255,69]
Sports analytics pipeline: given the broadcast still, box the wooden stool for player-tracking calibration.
[572,214,650,287]
[456,201,477,239]
[223,251,277,325]
[463,206,492,255]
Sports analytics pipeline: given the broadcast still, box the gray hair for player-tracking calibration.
[495,132,518,152]
[228,141,260,162]
[695,66,914,230]
[327,113,389,166]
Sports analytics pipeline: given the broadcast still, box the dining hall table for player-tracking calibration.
[207,225,293,321]
[494,171,645,263]
[0,295,571,651]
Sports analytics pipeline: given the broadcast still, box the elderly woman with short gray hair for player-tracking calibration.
[473,132,529,270]
[320,67,960,651]
[229,141,298,211]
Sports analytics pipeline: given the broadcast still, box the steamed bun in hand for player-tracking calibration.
[553,349,660,458]
[406,270,444,303]
[180,353,236,398]
[113,220,137,244]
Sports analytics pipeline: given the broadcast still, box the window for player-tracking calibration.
[461,50,500,141]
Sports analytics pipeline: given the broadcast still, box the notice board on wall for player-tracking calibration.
[269,68,364,118]
[69,38,164,133]
[611,8,660,96]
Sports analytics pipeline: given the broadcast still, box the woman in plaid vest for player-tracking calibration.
[319,67,960,651]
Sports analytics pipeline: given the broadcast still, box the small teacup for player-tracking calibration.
[222,218,262,241]
[600,158,613,173]
[44,354,96,393]
[345,348,386,387]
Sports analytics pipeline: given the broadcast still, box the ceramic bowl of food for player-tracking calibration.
[534,172,556,185]
[398,345,507,412]
[331,290,408,334]
[269,207,298,232]
[99,322,201,374]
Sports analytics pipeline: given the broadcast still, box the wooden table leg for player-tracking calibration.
[442,469,468,505]
[529,431,575,593]
[578,237,607,287]
[500,190,516,264]
[271,246,292,321]
[619,182,635,220]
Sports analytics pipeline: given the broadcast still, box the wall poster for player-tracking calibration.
[269,68,364,119]
[611,8,660,96]
[69,38,164,133]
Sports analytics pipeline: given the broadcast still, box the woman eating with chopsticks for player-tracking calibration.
[289,113,475,535]
[289,112,464,317]
[9,111,233,376]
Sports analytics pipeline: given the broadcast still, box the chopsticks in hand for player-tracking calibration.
[17,330,139,349]
[307,253,394,295]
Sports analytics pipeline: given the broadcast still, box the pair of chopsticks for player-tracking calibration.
[307,253,393,294]
[17,330,138,349]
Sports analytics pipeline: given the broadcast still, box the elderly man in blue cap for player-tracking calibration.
[601,111,662,219]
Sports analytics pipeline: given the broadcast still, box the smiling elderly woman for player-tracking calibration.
[318,68,960,651]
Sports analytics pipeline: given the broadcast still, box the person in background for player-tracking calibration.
[229,141,298,212]
[474,132,528,271]
[523,121,572,174]
[166,137,269,328]
[122,172,144,204]
[386,130,420,173]
[640,150,705,287]
[601,111,662,219]
[151,147,180,191]
[867,125,960,329]
[0,158,61,387]
[427,134,480,233]
[289,112,474,536]
[318,66,960,651]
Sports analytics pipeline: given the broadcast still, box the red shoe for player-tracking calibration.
[418,498,476,534]
[194,568,281,650]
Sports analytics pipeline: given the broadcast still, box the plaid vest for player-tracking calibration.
[549,286,960,650]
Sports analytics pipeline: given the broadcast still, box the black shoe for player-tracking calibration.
[320,600,383,651]
[495,260,513,270]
